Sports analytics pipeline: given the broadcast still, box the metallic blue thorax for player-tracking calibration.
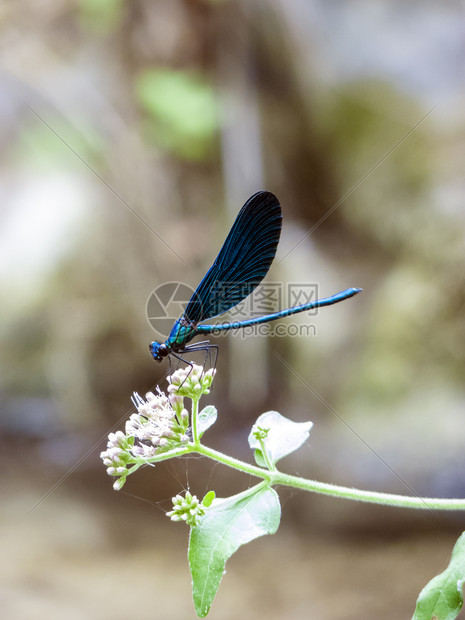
[166,318,198,350]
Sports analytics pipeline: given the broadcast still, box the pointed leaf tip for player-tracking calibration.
[189,484,281,617]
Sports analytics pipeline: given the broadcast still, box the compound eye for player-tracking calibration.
[149,341,171,362]
[149,341,162,361]
[158,344,169,358]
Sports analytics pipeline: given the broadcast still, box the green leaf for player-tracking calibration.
[412,532,465,620]
[197,405,217,439]
[135,69,220,160]
[188,484,281,617]
[201,491,215,508]
[79,0,123,32]
[248,411,313,467]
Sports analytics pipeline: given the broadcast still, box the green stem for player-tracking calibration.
[190,444,465,511]
[257,436,276,472]
[191,444,273,481]
[191,396,200,445]
[133,443,465,511]
[270,471,465,510]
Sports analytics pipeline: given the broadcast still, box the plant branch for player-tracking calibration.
[188,444,465,511]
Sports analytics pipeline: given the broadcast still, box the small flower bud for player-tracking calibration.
[166,491,209,527]
[113,477,126,491]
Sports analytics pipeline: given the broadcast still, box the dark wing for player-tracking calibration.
[183,191,282,323]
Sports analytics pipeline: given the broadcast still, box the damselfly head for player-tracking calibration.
[149,341,170,362]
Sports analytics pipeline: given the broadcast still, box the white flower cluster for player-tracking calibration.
[101,364,217,491]
[100,388,189,490]
[128,389,189,458]
[168,365,216,398]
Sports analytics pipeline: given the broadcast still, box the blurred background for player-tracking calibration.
[1,1,465,618]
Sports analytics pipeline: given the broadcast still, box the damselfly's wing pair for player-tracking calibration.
[149,191,360,364]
